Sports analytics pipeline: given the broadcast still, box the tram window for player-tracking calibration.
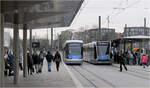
[97,44,109,56]
[68,44,82,55]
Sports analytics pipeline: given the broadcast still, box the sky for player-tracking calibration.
[5,0,150,39]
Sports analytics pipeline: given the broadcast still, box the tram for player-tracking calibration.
[63,40,83,65]
[83,41,112,64]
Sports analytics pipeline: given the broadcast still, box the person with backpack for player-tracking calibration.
[39,51,45,73]
[119,51,127,72]
[53,50,61,71]
[46,51,53,72]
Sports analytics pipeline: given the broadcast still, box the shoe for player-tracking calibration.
[48,70,51,72]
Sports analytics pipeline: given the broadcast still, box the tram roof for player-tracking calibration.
[1,0,84,29]
[65,40,83,44]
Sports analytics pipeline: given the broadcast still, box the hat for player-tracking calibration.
[47,51,51,54]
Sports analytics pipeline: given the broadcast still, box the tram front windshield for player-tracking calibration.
[68,44,82,55]
[97,43,109,56]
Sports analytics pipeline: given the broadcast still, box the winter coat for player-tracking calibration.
[46,54,53,62]
[32,54,40,64]
[8,54,14,66]
[27,53,33,66]
[119,54,124,63]
[54,52,61,62]
[141,55,148,63]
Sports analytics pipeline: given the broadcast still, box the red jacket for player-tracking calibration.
[141,55,148,63]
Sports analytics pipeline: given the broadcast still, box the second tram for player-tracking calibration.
[83,41,112,64]
[63,40,83,65]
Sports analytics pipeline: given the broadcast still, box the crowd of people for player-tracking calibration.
[112,50,149,69]
[4,49,62,76]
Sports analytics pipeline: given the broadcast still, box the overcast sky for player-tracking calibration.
[5,0,150,39]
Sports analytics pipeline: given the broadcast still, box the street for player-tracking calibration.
[67,62,150,88]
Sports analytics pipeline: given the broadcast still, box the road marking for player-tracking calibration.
[63,63,83,88]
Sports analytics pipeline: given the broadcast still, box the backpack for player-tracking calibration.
[40,53,44,59]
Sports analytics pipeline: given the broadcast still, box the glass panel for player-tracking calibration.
[68,44,81,55]
[97,43,109,56]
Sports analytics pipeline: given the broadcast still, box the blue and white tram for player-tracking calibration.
[63,40,83,65]
[83,41,112,64]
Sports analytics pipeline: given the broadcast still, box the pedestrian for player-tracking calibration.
[19,53,23,70]
[53,50,61,71]
[135,52,139,65]
[32,52,40,73]
[39,51,45,73]
[128,51,134,65]
[27,51,34,75]
[141,54,148,68]
[4,51,9,76]
[119,51,127,72]
[46,51,53,72]
[8,51,14,76]
[19,46,23,70]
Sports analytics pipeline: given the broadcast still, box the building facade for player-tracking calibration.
[124,27,150,37]
[123,27,150,54]
[72,28,116,43]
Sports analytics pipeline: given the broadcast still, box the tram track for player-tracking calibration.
[83,62,150,80]
[70,65,115,88]
[79,66,116,88]
[71,66,97,88]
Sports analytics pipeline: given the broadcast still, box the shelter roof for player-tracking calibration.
[1,0,84,29]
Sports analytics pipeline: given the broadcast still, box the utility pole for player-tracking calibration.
[144,17,146,27]
[47,28,49,48]
[107,16,110,29]
[99,16,101,41]
[51,28,53,50]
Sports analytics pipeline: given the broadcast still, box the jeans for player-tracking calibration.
[48,62,51,71]
[129,59,133,65]
[136,58,139,65]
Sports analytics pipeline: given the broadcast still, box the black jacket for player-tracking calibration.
[54,52,61,62]
[119,54,125,63]
[46,54,53,62]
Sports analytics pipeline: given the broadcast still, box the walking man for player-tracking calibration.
[54,50,61,71]
[119,51,127,72]
[39,51,45,73]
[46,51,53,72]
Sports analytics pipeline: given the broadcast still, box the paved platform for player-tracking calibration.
[4,59,76,87]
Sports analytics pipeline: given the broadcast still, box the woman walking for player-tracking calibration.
[54,50,61,71]
[141,54,148,68]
